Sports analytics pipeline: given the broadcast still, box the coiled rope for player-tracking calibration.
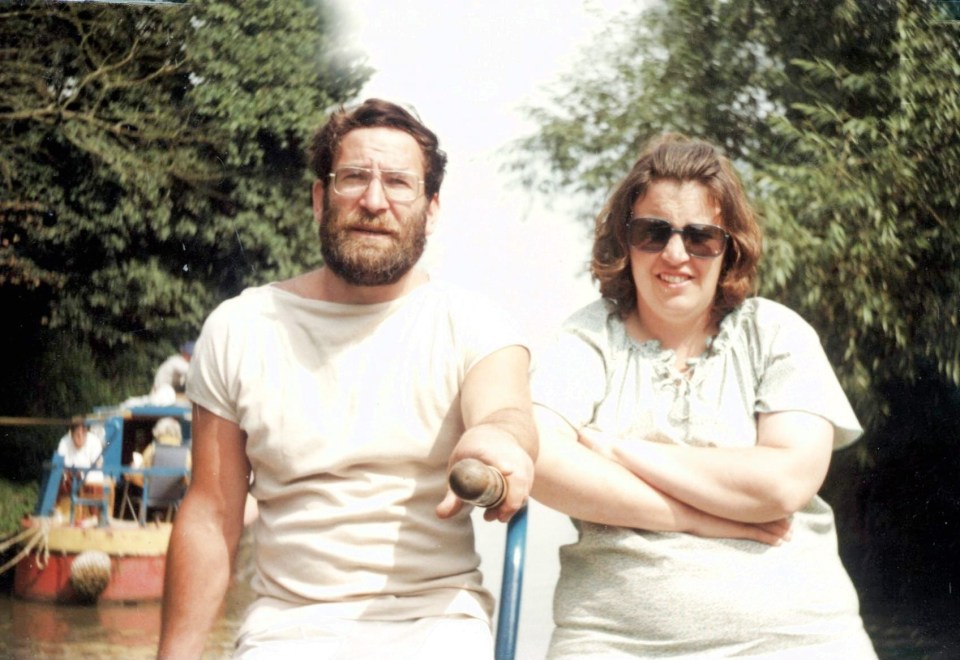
[0,516,52,575]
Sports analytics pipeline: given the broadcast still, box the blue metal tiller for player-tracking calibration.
[495,505,528,660]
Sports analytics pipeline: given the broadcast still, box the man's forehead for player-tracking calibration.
[335,127,425,172]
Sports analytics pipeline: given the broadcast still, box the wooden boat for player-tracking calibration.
[10,404,191,604]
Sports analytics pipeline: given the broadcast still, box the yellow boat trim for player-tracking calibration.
[31,520,172,556]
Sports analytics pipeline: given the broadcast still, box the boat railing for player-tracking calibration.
[34,456,190,527]
[65,465,113,526]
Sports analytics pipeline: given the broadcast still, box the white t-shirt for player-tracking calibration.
[153,354,190,392]
[187,280,526,636]
[57,431,105,483]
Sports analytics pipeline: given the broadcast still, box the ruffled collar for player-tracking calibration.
[617,300,753,383]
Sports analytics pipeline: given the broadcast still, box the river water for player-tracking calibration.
[0,529,257,660]
[1,506,957,659]
[0,591,247,659]
[0,504,564,659]
[2,585,956,660]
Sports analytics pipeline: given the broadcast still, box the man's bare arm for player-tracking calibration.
[158,405,251,659]
[437,345,538,523]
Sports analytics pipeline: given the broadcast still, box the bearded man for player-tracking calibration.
[159,99,537,659]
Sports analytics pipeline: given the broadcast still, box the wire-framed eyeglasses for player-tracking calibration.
[329,166,423,203]
[626,217,729,259]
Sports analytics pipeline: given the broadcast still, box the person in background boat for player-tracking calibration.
[55,417,106,519]
[159,99,537,659]
[116,342,194,410]
[150,341,195,403]
[57,418,104,481]
[530,134,876,657]
[126,416,191,489]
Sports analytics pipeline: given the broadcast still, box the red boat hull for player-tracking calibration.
[13,520,172,603]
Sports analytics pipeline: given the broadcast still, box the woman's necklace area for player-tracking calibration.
[681,334,716,374]
[630,313,717,376]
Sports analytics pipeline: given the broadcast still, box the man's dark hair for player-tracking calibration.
[309,98,447,198]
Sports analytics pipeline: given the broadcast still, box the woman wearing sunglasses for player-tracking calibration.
[530,133,875,658]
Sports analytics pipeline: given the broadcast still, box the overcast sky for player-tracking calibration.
[340,1,637,344]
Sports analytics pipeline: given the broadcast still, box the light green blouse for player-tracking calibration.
[532,297,876,658]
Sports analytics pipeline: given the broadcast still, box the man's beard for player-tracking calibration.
[319,198,428,287]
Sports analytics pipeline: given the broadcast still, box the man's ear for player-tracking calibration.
[425,193,440,236]
[312,179,326,225]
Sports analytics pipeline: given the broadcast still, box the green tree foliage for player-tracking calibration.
[0,0,369,418]
[512,0,859,200]
[0,478,37,536]
[514,0,960,626]
[759,2,960,426]
[513,0,960,429]
[1,0,368,350]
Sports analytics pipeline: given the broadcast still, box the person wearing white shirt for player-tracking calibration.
[152,341,195,395]
[57,420,103,474]
[56,419,108,519]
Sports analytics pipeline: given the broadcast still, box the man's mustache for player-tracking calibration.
[341,211,396,234]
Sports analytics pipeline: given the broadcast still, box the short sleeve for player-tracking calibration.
[753,301,863,449]
[442,284,529,377]
[531,302,611,431]
[186,297,242,424]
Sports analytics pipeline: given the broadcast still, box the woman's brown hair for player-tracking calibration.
[592,133,762,323]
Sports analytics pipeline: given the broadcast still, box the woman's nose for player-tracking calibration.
[660,232,690,262]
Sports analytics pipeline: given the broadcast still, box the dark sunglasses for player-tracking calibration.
[626,217,729,259]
